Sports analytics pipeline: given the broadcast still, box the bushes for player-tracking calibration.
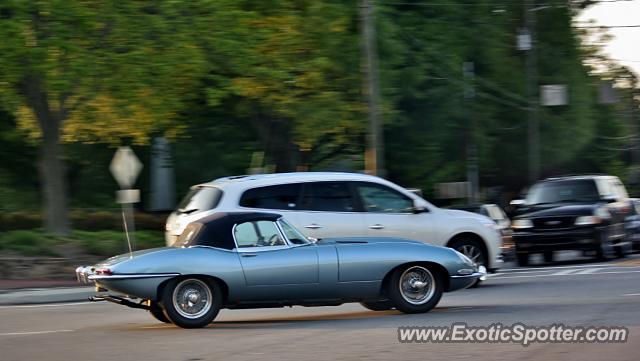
[0,210,168,231]
[0,229,165,257]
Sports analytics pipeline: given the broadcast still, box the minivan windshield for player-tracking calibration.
[177,186,223,214]
[526,180,600,205]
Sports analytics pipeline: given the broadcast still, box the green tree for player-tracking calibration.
[0,1,207,234]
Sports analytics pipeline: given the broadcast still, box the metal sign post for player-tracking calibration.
[110,146,143,258]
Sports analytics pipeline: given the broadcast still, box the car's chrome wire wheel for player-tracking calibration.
[172,279,213,319]
[398,266,436,305]
[457,244,482,265]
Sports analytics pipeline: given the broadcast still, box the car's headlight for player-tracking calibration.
[512,219,533,229]
[575,215,601,226]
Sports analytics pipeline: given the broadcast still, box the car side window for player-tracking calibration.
[234,221,286,248]
[239,184,302,210]
[355,183,414,213]
[299,182,356,212]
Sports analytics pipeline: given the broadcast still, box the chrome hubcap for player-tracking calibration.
[172,279,212,319]
[399,266,435,305]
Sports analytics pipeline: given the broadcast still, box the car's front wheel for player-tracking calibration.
[162,277,222,328]
[387,265,443,314]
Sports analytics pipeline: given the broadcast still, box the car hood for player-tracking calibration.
[514,203,598,219]
[442,209,493,224]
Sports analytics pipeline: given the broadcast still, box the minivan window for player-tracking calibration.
[355,183,413,213]
[177,186,223,213]
[300,182,356,212]
[239,184,302,210]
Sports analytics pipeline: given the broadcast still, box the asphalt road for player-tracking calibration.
[1,253,639,361]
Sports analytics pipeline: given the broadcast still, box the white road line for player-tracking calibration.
[0,329,74,337]
[490,269,640,280]
[623,293,640,296]
[498,263,613,272]
[550,269,581,276]
[573,268,600,275]
[0,302,95,309]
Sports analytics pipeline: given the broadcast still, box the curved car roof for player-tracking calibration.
[177,212,282,250]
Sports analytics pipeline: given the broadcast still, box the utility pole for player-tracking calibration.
[523,0,540,182]
[360,0,385,176]
[463,62,479,203]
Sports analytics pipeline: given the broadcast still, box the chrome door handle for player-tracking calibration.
[305,224,324,229]
[241,253,257,257]
[369,224,385,230]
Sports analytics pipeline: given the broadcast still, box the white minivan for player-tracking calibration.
[165,172,503,272]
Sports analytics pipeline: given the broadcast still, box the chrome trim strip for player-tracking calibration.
[88,273,180,280]
[450,272,484,279]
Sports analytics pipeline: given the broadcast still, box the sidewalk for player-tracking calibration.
[0,279,96,306]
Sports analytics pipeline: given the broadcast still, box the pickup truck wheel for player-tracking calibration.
[162,278,222,328]
[516,252,529,266]
[388,265,443,314]
[148,301,170,323]
[360,300,394,311]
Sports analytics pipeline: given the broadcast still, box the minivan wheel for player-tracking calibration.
[448,238,487,287]
[162,278,222,328]
[387,265,443,314]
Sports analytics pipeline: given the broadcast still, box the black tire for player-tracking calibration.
[161,277,222,328]
[543,251,554,263]
[595,239,614,261]
[516,252,529,266]
[148,301,171,323]
[386,264,443,314]
[614,242,630,258]
[360,300,394,311]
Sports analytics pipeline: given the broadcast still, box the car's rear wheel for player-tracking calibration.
[162,277,222,328]
[360,300,394,311]
[148,300,170,323]
[387,265,443,314]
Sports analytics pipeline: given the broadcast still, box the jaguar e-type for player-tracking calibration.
[76,212,482,328]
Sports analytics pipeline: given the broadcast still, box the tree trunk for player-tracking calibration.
[249,116,298,172]
[22,75,70,235]
[40,129,70,235]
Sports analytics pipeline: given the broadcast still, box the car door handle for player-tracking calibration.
[305,224,324,229]
[369,224,385,230]
[241,253,257,257]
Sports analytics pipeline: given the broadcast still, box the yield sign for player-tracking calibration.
[110,146,143,189]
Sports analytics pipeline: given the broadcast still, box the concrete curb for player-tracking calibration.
[0,287,97,305]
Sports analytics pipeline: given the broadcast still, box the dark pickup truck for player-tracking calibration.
[510,175,633,266]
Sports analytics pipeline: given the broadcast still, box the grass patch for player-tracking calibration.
[0,229,165,257]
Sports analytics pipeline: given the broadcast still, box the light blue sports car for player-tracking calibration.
[76,212,482,328]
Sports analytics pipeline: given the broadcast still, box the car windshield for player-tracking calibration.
[277,219,311,245]
[526,180,600,205]
[177,186,223,213]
